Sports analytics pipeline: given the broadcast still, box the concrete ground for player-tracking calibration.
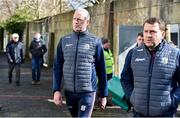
[1,51,180,117]
[0,52,131,117]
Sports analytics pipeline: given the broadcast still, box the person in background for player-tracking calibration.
[40,35,48,68]
[121,17,180,117]
[29,33,47,85]
[102,37,114,80]
[126,32,144,58]
[102,37,114,106]
[6,33,24,86]
[53,8,108,117]
[136,32,144,47]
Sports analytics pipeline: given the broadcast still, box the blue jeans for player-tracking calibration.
[64,90,96,117]
[31,57,43,82]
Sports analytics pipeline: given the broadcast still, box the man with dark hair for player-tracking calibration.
[102,37,114,106]
[136,32,144,47]
[102,37,114,80]
[121,17,180,117]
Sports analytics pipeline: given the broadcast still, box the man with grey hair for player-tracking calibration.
[29,33,47,85]
[53,8,108,117]
[6,33,24,86]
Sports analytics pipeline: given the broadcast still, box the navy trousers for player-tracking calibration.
[64,90,96,117]
[8,63,21,83]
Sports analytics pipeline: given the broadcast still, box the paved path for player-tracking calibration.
[0,52,131,117]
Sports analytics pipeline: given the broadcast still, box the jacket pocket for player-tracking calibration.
[171,94,178,109]
[130,90,135,106]
[160,95,173,113]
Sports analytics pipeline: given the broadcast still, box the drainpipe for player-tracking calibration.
[166,24,171,43]
[147,0,152,18]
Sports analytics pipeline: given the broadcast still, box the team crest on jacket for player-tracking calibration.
[84,44,90,49]
[162,57,168,64]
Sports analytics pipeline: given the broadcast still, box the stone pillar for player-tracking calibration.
[166,24,171,42]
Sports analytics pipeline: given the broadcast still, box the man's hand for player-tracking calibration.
[53,91,63,106]
[21,59,25,64]
[98,97,107,110]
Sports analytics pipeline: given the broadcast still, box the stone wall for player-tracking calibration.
[23,0,180,75]
[113,0,180,75]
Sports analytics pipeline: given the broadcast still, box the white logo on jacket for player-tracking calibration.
[135,58,145,62]
[137,48,143,51]
[65,36,71,39]
[65,44,73,47]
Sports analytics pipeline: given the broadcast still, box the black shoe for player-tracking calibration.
[36,81,40,85]
[9,78,12,84]
[107,100,114,106]
[0,105,2,110]
[16,82,20,86]
[31,80,36,85]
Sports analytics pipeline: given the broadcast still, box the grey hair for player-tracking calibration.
[75,8,90,20]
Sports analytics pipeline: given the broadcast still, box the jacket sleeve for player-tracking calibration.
[42,44,47,55]
[172,50,180,107]
[120,49,134,101]
[6,42,12,62]
[29,41,33,54]
[95,39,108,97]
[53,39,64,93]
[41,40,47,55]
[20,42,24,61]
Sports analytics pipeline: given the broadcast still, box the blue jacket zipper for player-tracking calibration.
[147,52,155,116]
[73,32,80,93]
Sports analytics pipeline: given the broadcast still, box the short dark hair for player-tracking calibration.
[102,37,109,44]
[137,32,143,37]
[143,17,166,31]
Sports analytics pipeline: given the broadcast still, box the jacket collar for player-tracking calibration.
[11,40,18,44]
[144,39,166,52]
[154,39,166,52]
[73,30,89,36]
